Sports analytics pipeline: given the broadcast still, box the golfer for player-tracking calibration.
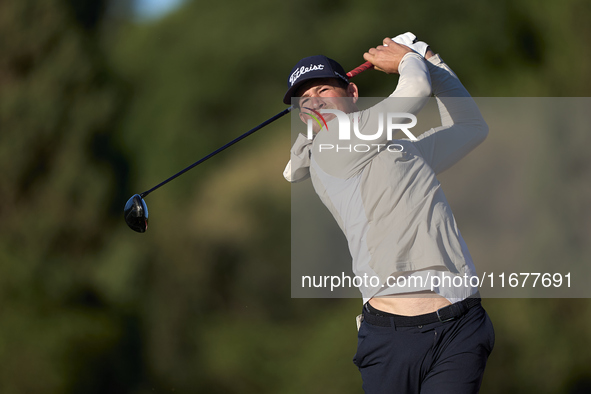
[283,34,494,393]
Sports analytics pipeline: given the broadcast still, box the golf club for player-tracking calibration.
[124,61,374,233]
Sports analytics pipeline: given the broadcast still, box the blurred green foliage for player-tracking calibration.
[1,0,590,393]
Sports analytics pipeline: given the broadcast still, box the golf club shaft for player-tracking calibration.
[140,107,292,198]
[139,60,374,198]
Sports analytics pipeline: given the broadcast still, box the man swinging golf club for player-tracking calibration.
[284,33,494,393]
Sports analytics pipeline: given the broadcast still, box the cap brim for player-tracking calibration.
[283,79,308,105]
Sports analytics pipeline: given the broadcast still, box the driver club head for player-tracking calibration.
[124,194,149,233]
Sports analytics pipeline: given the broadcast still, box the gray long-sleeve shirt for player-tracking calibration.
[287,53,488,303]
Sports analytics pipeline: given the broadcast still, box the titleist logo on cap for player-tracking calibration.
[289,64,325,86]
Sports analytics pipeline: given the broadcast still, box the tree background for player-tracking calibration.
[1,0,590,393]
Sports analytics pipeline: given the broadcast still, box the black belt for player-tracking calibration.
[362,293,481,328]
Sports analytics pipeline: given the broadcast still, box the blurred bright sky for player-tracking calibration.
[134,0,186,19]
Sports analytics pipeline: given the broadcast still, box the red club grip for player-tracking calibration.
[346,61,374,78]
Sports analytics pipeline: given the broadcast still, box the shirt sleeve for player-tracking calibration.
[413,55,489,174]
[312,52,432,179]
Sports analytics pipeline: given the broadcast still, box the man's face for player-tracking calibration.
[297,78,359,134]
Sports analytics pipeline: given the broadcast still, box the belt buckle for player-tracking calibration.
[436,306,455,323]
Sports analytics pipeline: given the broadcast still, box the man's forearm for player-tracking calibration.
[413,55,489,174]
[390,52,432,101]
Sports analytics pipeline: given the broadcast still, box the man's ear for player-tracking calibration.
[347,82,359,103]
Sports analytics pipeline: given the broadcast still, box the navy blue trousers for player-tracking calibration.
[353,303,494,394]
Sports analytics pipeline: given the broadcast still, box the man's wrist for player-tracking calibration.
[399,51,423,70]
